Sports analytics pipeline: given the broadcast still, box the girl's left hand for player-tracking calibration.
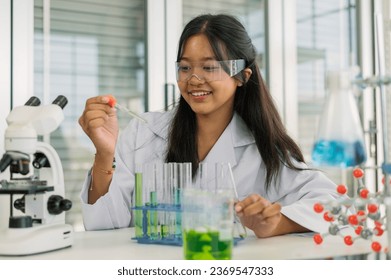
[234,194,282,238]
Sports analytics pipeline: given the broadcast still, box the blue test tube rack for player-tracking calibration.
[131,203,183,246]
[131,204,244,246]
[132,162,244,246]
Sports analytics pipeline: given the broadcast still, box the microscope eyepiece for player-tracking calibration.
[24,96,41,106]
[52,95,68,109]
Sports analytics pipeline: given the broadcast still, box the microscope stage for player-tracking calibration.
[0,179,54,194]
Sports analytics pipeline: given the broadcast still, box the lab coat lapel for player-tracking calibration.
[203,113,254,168]
[203,122,237,167]
[143,111,255,167]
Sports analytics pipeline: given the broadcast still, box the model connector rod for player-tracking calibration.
[107,96,147,124]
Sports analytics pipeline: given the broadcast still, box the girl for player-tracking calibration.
[79,14,338,237]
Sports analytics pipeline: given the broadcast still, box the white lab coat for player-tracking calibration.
[80,110,339,233]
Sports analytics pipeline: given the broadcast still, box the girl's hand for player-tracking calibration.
[78,95,119,156]
[235,194,282,238]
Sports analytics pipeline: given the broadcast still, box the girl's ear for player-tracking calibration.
[237,68,252,87]
[243,68,252,83]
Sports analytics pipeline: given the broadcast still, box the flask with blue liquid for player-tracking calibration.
[312,70,367,167]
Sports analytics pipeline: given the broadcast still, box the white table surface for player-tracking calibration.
[0,227,386,260]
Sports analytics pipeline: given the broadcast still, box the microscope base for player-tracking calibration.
[0,223,73,256]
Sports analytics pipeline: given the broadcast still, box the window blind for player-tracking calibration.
[34,0,146,230]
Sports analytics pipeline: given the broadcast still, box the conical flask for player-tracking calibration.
[312,70,367,167]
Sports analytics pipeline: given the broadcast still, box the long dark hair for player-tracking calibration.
[165,14,305,189]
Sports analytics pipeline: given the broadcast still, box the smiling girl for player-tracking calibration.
[79,14,339,237]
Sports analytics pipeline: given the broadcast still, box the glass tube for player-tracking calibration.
[197,162,208,190]
[143,162,159,240]
[179,162,192,190]
[134,163,143,238]
[161,163,170,238]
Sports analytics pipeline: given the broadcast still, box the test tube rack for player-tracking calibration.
[131,203,183,246]
[131,162,188,246]
[131,204,244,246]
[131,161,244,246]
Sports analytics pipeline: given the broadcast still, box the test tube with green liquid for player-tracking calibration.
[134,164,143,238]
[145,162,159,240]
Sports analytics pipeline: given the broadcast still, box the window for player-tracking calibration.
[34,0,146,230]
[182,0,265,74]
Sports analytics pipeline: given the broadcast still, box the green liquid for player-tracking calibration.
[183,230,232,260]
[161,224,169,238]
[134,173,143,237]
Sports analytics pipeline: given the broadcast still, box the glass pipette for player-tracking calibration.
[113,103,148,124]
[107,96,148,123]
[228,164,247,238]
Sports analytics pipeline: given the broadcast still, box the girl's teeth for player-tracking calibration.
[191,92,210,96]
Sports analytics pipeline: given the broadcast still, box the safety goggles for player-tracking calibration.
[175,59,246,82]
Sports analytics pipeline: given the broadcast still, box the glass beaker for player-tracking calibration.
[312,70,367,167]
[182,162,234,260]
[182,188,234,260]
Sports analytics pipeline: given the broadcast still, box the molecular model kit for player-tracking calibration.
[313,168,389,254]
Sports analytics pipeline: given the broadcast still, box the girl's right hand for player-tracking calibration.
[78,95,119,157]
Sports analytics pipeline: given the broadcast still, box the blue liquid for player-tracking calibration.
[312,139,367,167]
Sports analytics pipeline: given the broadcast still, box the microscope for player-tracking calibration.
[0,95,73,256]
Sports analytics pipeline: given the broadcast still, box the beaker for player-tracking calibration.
[182,188,234,260]
[182,162,234,260]
[312,70,367,167]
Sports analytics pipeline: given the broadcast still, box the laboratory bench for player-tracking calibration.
[0,227,387,260]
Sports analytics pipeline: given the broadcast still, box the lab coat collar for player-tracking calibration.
[231,112,255,147]
[147,110,255,167]
[202,113,255,168]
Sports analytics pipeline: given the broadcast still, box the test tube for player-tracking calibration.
[154,162,164,240]
[168,162,179,237]
[179,162,192,190]
[134,163,144,238]
[160,163,170,238]
[144,162,159,240]
[197,162,208,190]
[177,163,192,239]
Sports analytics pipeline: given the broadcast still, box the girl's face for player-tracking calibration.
[177,34,241,118]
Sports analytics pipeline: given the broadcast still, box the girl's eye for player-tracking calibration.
[203,65,220,72]
[178,65,191,72]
